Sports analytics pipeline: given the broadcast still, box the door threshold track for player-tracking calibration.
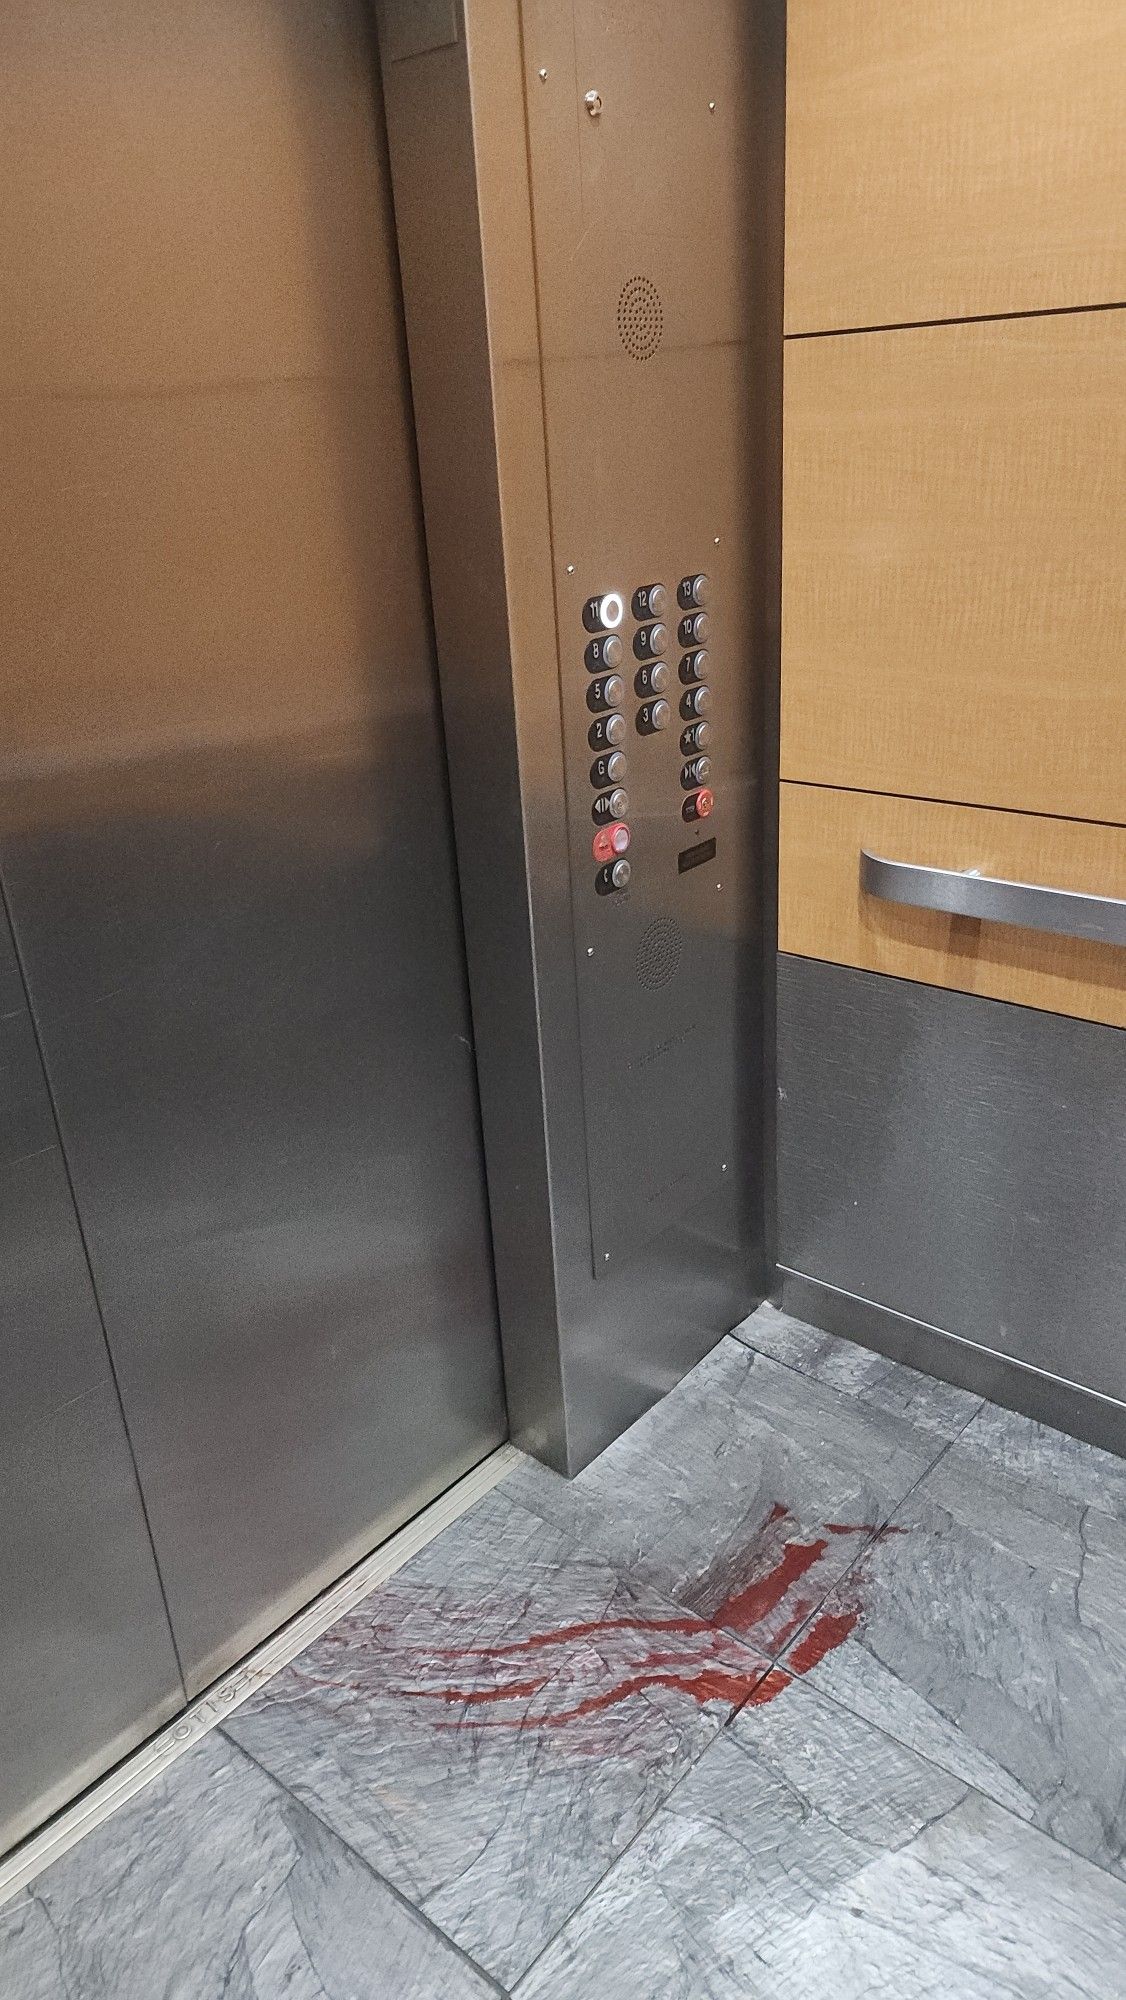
[0,1442,521,1908]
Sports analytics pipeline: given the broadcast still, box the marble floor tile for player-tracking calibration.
[953,1396,1126,1524]
[516,1682,1126,2000]
[732,1302,983,1439]
[0,1729,500,2000]
[504,1335,954,1658]
[772,1427,1126,1881]
[225,1486,770,1989]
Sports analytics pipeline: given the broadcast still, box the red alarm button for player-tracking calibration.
[592,820,631,863]
[684,788,714,822]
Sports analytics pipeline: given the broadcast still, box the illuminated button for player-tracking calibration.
[583,590,625,633]
[590,750,627,788]
[589,712,628,750]
[678,611,710,647]
[587,673,625,713]
[680,684,711,719]
[634,660,670,698]
[679,649,709,684]
[683,787,714,822]
[637,697,671,734]
[678,573,710,610]
[592,820,631,864]
[634,622,668,660]
[585,632,624,672]
[592,786,629,824]
[681,755,713,789]
[681,719,713,753]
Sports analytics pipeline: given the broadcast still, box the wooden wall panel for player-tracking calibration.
[786,0,1126,334]
[778,782,1126,1028]
[781,310,1126,827]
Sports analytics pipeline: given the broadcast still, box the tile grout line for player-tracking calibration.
[222,1733,511,1999]
[0,1442,523,1912]
[720,1401,983,1725]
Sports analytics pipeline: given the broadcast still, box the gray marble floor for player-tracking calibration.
[4,1300,1126,1998]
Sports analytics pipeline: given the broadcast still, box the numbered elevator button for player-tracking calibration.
[587,673,625,713]
[585,632,624,671]
[636,697,672,734]
[680,684,711,719]
[678,611,710,648]
[632,582,668,621]
[583,590,625,633]
[679,649,709,683]
[634,661,670,698]
[634,622,668,660]
[677,573,710,610]
[589,712,628,750]
[681,719,713,753]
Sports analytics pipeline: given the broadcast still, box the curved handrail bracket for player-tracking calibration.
[859,849,1126,949]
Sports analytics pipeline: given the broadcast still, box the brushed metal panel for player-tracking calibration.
[777,954,1126,1408]
[0,903,183,1860]
[779,1271,1126,1462]
[378,0,781,1469]
[0,0,505,1694]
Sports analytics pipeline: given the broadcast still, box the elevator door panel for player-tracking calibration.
[0,0,505,1693]
[0,904,184,1857]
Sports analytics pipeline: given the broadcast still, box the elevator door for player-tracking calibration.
[0,0,506,1695]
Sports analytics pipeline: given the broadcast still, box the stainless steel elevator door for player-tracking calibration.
[0,901,184,1857]
[0,0,506,1693]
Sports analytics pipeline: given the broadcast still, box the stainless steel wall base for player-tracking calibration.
[777,954,1126,1454]
[779,1269,1126,1462]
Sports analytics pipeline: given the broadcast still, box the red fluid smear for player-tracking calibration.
[786,1606,859,1676]
[418,1612,708,1662]
[714,1535,829,1634]
[438,1664,764,1730]
[745,1667,792,1707]
[372,1500,896,1737]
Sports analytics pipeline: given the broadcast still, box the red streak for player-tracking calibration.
[786,1607,859,1675]
[440,1665,764,1729]
[714,1535,829,1634]
[417,1613,709,1662]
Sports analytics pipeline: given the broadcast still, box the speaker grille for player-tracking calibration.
[635,917,683,991]
[617,275,663,362]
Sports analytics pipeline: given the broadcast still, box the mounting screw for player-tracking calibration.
[714,535,721,546]
[538,68,548,82]
[721,1163,728,1173]
[584,89,603,118]
[604,1251,611,1262]
[586,946,594,957]
[566,563,575,574]
[708,100,716,113]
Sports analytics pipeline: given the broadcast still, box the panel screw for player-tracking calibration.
[587,946,594,957]
[584,89,603,118]
[708,101,716,113]
[566,564,575,574]
[604,1251,611,1262]
[714,535,721,545]
[538,68,548,82]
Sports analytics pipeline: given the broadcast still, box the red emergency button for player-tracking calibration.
[592,820,631,864]
[683,788,714,822]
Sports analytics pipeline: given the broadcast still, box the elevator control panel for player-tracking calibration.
[583,575,716,892]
